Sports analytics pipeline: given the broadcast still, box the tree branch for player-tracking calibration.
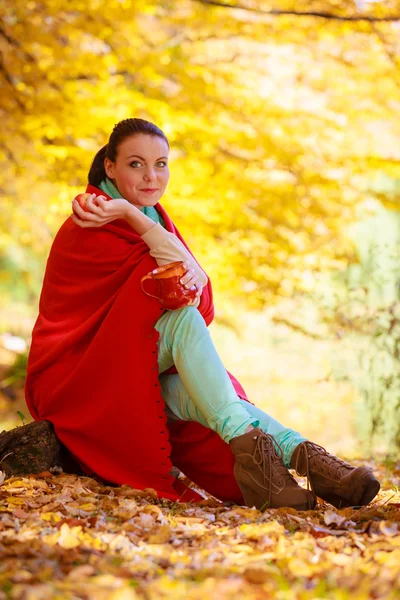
[194,0,400,22]
[0,141,18,164]
[0,26,20,47]
[370,23,400,71]
[0,55,26,112]
[270,315,326,339]
[0,27,35,62]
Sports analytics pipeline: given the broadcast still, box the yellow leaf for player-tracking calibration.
[42,532,59,547]
[239,522,284,539]
[6,497,26,506]
[79,503,97,511]
[91,574,121,586]
[40,512,62,523]
[78,532,107,552]
[67,565,96,580]
[329,553,353,567]
[148,525,171,544]
[288,557,316,577]
[109,589,139,600]
[30,480,50,490]
[58,523,82,549]
[5,480,28,488]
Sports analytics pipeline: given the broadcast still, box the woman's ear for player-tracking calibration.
[104,157,115,179]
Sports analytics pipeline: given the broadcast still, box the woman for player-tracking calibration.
[25,118,380,511]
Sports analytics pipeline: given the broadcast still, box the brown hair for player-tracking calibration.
[88,118,169,186]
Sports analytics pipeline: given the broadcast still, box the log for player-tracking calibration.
[0,421,83,477]
[0,420,183,486]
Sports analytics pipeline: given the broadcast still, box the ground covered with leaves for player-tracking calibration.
[0,460,399,599]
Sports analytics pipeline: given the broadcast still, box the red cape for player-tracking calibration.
[25,185,248,503]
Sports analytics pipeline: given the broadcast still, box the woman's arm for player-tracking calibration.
[141,223,206,309]
[125,205,207,285]
[71,193,155,233]
[123,203,161,236]
[141,223,208,286]
[72,194,206,307]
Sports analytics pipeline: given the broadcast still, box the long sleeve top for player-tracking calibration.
[139,207,207,308]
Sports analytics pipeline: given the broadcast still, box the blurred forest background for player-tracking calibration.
[1,0,400,458]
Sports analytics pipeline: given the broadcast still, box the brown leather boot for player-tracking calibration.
[230,428,316,511]
[290,441,380,509]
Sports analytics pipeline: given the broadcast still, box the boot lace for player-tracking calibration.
[253,432,299,507]
[293,441,353,498]
[306,442,353,476]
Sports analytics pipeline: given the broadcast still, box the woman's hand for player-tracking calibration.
[71,194,133,228]
[180,261,204,305]
[188,282,203,305]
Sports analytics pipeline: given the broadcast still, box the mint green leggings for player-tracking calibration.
[155,306,306,468]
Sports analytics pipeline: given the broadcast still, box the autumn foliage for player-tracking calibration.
[1,0,400,311]
[0,464,399,599]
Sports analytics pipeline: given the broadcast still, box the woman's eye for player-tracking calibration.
[129,161,167,168]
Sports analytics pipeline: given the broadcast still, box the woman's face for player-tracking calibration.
[104,133,170,208]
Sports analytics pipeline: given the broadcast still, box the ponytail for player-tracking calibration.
[88,145,108,186]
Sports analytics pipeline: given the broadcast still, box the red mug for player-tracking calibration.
[140,261,198,310]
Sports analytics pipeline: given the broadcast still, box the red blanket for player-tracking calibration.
[25,184,248,503]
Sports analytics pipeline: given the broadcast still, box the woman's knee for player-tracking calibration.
[176,306,207,330]
[156,305,207,345]
[168,306,207,339]
[176,305,205,326]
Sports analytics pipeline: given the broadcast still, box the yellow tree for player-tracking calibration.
[1,0,400,317]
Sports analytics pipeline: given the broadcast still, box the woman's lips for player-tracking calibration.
[140,189,158,194]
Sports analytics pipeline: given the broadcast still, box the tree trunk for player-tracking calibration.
[0,421,83,477]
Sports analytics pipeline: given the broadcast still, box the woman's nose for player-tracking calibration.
[143,167,156,181]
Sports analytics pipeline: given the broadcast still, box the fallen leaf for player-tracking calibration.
[41,512,62,523]
[67,564,96,579]
[7,497,27,506]
[323,510,347,528]
[11,569,32,583]
[243,567,270,583]
[35,471,54,478]
[29,479,50,490]
[79,502,97,511]
[288,557,317,577]
[5,479,28,488]
[12,508,30,519]
[309,524,333,538]
[137,512,154,528]
[109,588,139,600]
[56,517,84,529]
[148,525,171,544]
[58,523,82,549]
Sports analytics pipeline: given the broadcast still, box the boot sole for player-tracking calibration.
[320,477,381,509]
[260,498,315,512]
